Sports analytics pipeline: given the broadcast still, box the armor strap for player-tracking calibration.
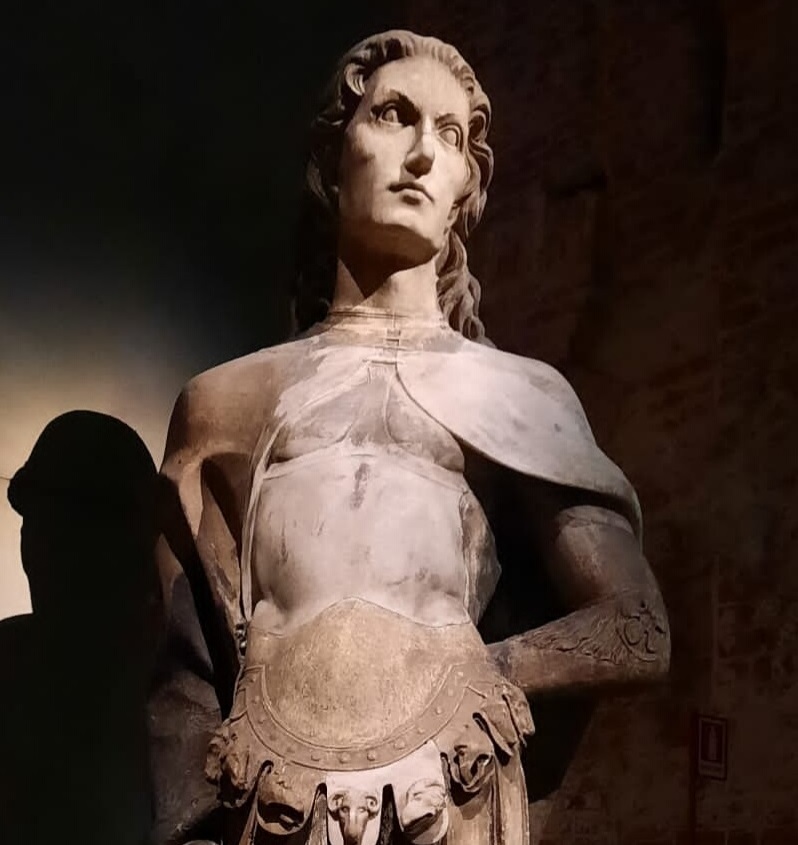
[239,366,373,628]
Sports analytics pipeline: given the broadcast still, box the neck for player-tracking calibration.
[330,252,442,319]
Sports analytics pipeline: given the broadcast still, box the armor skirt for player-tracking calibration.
[205,599,534,845]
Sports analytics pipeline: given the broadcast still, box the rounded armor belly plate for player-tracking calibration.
[242,598,490,754]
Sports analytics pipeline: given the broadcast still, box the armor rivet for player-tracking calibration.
[435,706,443,715]
[339,752,351,763]
[394,739,406,750]
[417,726,425,734]
[456,671,464,678]
[447,689,455,697]
[258,715,265,723]
[367,751,377,761]
[311,751,321,761]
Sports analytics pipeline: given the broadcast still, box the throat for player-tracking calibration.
[332,255,442,320]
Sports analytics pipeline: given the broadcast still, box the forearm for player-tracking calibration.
[489,586,670,697]
[490,497,670,698]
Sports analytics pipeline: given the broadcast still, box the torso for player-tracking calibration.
[246,314,500,635]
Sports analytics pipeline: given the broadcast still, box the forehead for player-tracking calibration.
[364,56,470,124]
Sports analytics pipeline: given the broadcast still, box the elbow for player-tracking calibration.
[654,609,671,679]
[615,587,671,685]
[641,631,671,685]
[651,615,671,682]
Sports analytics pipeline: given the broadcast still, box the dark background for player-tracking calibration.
[3,0,400,357]
[0,1,401,618]
[3,2,798,844]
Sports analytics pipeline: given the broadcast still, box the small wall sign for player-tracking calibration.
[695,714,728,780]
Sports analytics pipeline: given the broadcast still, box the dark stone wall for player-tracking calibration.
[399,2,798,843]
[3,3,797,842]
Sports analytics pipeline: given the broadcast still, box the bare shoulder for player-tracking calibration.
[164,337,311,461]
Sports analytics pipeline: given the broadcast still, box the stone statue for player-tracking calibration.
[148,30,670,845]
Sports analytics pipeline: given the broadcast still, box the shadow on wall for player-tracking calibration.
[0,410,158,845]
[480,503,595,803]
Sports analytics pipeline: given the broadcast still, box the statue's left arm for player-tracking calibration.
[396,340,670,697]
[488,484,671,697]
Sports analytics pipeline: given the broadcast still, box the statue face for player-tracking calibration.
[337,55,470,265]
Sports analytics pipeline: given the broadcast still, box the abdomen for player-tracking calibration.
[250,454,473,632]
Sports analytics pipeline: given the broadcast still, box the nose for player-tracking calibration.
[404,119,435,177]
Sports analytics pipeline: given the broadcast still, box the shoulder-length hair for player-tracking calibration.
[293,30,494,342]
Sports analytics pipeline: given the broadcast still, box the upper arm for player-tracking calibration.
[522,478,661,611]
[154,372,249,703]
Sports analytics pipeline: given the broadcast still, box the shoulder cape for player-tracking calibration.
[395,336,641,536]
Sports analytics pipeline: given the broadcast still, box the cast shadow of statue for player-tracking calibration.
[0,410,159,845]
[479,488,596,803]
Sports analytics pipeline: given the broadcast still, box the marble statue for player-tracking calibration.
[148,30,670,845]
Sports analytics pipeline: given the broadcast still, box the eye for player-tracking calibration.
[378,104,402,124]
[440,124,463,149]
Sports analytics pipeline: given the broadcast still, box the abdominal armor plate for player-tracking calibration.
[206,599,535,843]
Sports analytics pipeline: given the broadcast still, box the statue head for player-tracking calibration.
[294,30,493,342]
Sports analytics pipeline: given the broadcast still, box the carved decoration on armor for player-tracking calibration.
[398,779,448,842]
[327,786,381,845]
[615,592,670,664]
[529,592,669,666]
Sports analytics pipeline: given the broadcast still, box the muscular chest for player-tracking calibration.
[270,360,465,472]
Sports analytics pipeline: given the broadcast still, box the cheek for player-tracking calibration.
[436,157,469,217]
[346,123,414,178]
[450,157,469,201]
[339,130,380,203]
[341,123,386,176]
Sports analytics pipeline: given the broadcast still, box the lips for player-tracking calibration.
[390,181,433,201]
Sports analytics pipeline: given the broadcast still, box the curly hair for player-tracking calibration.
[293,30,494,342]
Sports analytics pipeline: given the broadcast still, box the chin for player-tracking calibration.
[374,216,445,264]
[386,232,441,266]
[342,212,445,266]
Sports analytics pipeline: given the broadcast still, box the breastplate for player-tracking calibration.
[269,357,465,471]
[239,337,501,629]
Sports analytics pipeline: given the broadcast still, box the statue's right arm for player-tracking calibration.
[148,382,227,845]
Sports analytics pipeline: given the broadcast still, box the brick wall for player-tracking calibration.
[399,1,798,843]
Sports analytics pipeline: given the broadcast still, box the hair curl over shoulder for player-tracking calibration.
[293,30,494,342]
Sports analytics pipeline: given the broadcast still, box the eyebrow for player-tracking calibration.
[376,88,467,130]
[435,111,466,129]
[376,89,420,118]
